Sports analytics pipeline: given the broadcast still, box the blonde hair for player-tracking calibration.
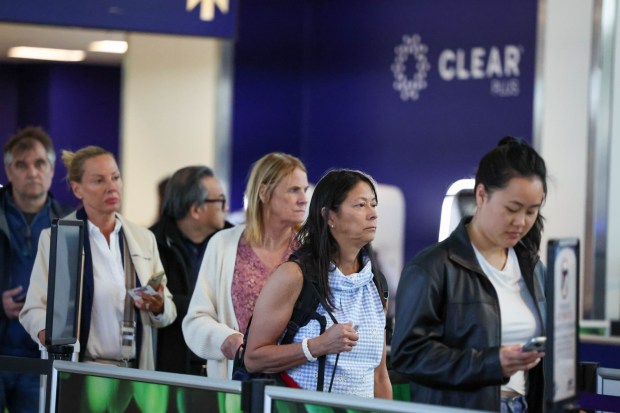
[244,152,306,246]
[62,146,113,183]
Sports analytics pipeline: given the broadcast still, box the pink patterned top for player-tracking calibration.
[231,233,298,333]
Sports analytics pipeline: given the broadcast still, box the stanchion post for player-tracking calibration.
[241,378,275,413]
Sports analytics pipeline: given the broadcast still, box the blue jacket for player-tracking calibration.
[0,184,72,357]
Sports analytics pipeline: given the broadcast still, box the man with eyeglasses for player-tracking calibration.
[1,127,72,413]
[150,165,232,375]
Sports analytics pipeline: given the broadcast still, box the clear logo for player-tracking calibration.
[392,34,523,101]
[391,35,431,102]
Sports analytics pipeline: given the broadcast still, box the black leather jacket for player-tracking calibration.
[391,217,545,412]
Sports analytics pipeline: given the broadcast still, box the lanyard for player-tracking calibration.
[121,234,136,363]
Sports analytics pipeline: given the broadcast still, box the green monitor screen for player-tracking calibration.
[50,360,241,413]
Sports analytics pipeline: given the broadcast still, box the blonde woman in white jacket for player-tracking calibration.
[20,146,176,370]
[183,152,308,379]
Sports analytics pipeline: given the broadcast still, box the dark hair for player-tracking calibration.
[162,165,215,220]
[4,126,56,168]
[293,169,384,310]
[475,136,547,254]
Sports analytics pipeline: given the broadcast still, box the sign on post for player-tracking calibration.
[545,238,580,412]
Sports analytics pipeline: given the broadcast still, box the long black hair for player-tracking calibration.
[292,169,385,310]
[475,136,547,255]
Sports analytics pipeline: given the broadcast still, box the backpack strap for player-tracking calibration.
[280,276,322,345]
[282,259,339,392]
[305,277,339,392]
[371,263,389,303]
[232,316,253,378]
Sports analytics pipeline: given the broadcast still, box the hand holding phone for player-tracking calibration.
[127,271,164,300]
[521,336,546,352]
[147,271,164,290]
[2,286,25,319]
[12,290,27,303]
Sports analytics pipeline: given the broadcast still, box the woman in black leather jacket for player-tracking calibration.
[392,137,547,413]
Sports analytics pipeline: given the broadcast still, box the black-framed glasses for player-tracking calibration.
[203,197,226,210]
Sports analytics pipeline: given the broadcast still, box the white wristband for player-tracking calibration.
[301,338,317,362]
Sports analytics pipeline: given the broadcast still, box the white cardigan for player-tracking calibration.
[19,212,177,370]
[183,224,245,379]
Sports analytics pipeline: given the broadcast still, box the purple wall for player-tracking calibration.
[231,0,538,261]
[230,1,306,206]
[0,66,20,149]
[1,0,538,262]
[0,63,121,208]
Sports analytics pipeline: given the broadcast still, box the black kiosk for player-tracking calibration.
[43,219,84,413]
[44,218,84,359]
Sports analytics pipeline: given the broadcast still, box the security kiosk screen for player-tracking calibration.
[45,220,84,346]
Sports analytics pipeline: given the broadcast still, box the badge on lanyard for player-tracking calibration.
[120,320,136,363]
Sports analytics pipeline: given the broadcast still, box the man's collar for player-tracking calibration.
[4,186,51,214]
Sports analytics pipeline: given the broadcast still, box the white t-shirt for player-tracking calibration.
[473,246,541,395]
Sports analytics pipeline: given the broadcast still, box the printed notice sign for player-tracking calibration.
[546,238,580,405]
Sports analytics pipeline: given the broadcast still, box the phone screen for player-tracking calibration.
[147,271,164,289]
[521,336,546,352]
[13,290,27,303]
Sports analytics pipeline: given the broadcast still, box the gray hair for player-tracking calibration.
[4,126,56,168]
[162,165,215,220]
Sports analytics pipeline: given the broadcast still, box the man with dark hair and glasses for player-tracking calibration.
[1,126,71,413]
[150,165,232,375]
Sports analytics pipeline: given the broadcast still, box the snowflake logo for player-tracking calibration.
[186,0,229,21]
[391,34,431,101]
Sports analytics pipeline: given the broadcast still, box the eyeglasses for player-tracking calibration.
[203,197,226,210]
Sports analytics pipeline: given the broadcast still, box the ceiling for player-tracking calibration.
[0,22,125,65]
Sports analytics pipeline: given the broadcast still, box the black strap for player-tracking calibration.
[315,314,327,391]
[235,261,341,392]
[280,276,321,345]
[372,264,389,303]
[234,316,252,371]
[305,278,339,392]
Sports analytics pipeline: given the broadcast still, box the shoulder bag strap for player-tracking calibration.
[305,275,340,392]
[121,233,137,365]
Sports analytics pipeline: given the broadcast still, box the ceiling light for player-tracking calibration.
[8,46,85,62]
[89,40,128,54]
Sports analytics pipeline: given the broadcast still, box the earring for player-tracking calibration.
[330,224,334,229]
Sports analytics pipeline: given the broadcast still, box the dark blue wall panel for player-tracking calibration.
[16,66,52,128]
[0,63,120,209]
[230,0,306,207]
[0,66,19,151]
[231,0,538,261]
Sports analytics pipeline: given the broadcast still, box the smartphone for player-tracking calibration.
[521,336,546,352]
[147,271,165,290]
[127,271,164,301]
[12,290,27,303]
